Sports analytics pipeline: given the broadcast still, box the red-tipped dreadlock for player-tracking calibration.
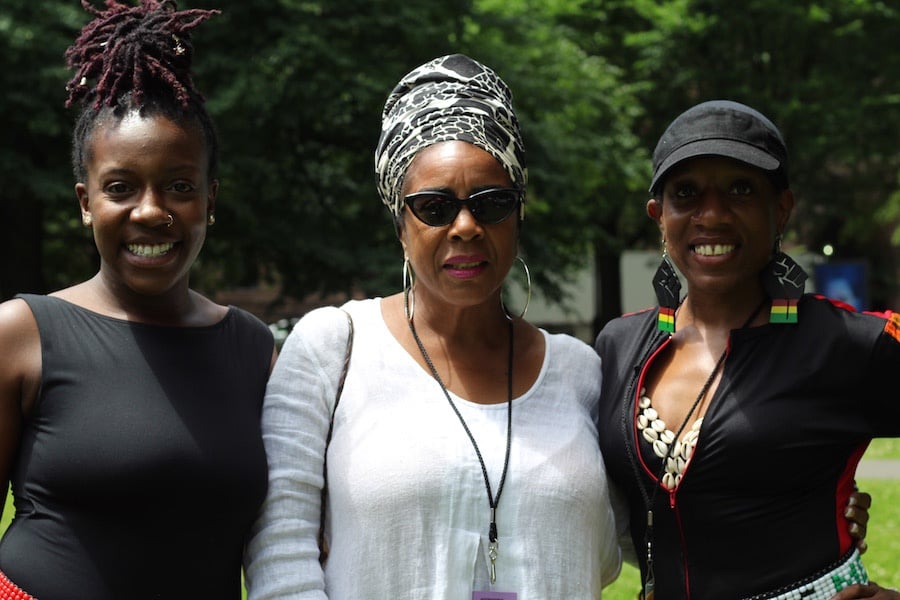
[64,0,219,109]
[66,0,221,182]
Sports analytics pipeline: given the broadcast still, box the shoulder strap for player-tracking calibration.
[329,309,354,428]
[318,308,353,565]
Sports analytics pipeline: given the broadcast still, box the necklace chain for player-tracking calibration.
[407,312,514,585]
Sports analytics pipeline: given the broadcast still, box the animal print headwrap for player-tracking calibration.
[375,53,528,218]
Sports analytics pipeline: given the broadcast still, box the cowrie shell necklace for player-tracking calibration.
[636,390,703,491]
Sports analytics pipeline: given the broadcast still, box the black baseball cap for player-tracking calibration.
[649,100,789,193]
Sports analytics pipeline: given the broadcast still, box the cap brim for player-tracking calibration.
[649,139,782,192]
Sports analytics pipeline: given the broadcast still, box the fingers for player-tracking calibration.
[830,582,900,599]
[848,491,872,510]
[846,516,867,541]
[845,490,871,547]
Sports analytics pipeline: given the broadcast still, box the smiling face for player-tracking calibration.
[399,140,519,312]
[76,110,217,301]
[648,156,793,299]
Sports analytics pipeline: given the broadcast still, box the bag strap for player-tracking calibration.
[318,308,354,566]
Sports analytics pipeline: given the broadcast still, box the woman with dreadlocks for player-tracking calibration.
[0,2,275,598]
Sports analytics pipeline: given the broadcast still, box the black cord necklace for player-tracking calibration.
[626,298,767,600]
[408,311,514,585]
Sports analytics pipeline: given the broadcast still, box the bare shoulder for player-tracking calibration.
[0,297,41,378]
[0,297,40,346]
[0,297,41,414]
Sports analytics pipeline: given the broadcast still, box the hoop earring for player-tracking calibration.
[402,256,415,322]
[166,213,174,228]
[503,256,532,320]
[652,244,681,333]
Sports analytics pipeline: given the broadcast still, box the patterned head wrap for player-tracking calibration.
[375,53,528,218]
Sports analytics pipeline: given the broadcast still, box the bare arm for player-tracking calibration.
[0,299,41,521]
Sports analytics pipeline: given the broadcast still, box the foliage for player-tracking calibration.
[1,0,898,315]
[185,0,473,306]
[573,0,900,308]
[0,3,94,298]
[457,0,647,308]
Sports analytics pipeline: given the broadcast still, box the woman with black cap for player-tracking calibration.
[244,54,621,599]
[595,100,900,599]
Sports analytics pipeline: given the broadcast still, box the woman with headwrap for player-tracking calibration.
[244,54,621,599]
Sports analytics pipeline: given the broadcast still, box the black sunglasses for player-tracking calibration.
[403,187,522,227]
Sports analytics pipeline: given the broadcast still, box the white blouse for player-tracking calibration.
[245,298,621,599]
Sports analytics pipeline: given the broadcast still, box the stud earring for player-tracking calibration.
[207,213,216,226]
[82,214,92,227]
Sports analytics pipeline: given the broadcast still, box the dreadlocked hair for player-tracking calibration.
[66,0,221,182]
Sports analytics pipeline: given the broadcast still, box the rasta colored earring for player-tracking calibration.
[653,242,681,333]
[762,234,807,324]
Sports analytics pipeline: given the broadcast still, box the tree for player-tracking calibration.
[458,0,650,329]
[4,0,897,318]
[0,3,92,299]
[575,0,900,309]
[188,0,474,308]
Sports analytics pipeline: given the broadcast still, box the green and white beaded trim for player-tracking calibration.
[743,548,867,600]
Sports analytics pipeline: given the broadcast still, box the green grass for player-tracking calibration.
[4,465,898,597]
[0,489,11,534]
[863,437,900,460]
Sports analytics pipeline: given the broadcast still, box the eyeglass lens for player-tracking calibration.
[405,188,520,226]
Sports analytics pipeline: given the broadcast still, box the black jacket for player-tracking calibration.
[595,295,900,598]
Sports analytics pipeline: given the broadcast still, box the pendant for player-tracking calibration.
[642,576,655,600]
[489,541,498,584]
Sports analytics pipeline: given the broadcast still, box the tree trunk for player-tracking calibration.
[1,197,44,301]
[592,243,622,339]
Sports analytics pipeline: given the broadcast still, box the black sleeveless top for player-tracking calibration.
[0,294,272,599]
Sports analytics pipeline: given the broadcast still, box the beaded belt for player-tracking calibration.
[742,548,867,600]
[0,569,36,600]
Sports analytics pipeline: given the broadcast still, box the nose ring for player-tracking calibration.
[166,213,174,228]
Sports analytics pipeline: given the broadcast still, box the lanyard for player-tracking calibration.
[408,316,513,584]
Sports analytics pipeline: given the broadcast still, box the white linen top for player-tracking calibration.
[244,298,621,599]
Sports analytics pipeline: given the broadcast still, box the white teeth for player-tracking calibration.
[450,262,481,269]
[128,242,174,257]
[694,244,734,256]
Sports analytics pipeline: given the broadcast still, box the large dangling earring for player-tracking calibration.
[652,244,681,334]
[503,256,532,320]
[402,256,415,322]
[762,234,807,324]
